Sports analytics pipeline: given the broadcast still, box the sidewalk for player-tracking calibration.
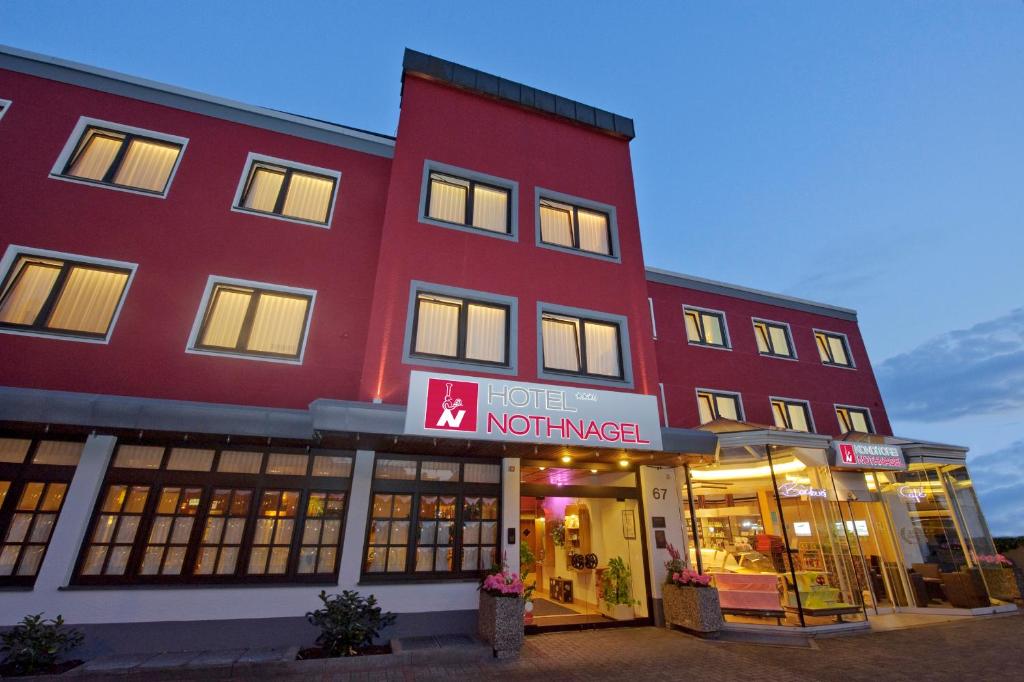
[30,612,1024,681]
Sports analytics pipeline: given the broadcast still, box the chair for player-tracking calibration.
[912,563,946,603]
[941,569,990,609]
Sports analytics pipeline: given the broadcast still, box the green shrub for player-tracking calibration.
[306,590,396,657]
[994,537,1024,553]
[1,613,84,675]
[600,557,637,608]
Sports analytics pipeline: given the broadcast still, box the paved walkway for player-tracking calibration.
[49,612,1024,681]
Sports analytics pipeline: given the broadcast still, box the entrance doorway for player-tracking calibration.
[520,464,650,631]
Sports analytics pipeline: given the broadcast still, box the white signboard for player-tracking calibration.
[832,441,906,471]
[404,370,663,451]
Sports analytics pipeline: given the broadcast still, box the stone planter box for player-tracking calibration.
[981,566,1022,602]
[478,592,525,659]
[599,603,636,621]
[662,584,724,635]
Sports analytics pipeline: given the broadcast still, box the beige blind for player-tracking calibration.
[583,321,620,376]
[540,202,573,246]
[414,296,460,357]
[247,293,309,355]
[542,316,580,371]
[577,208,609,254]
[828,336,849,365]
[701,313,724,345]
[769,326,790,356]
[697,394,715,424]
[200,287,251,349]
[715,395,739,421]
[471,185,507,232]
[785,403,810,432]
[815,335,831,362]
[67,131,121,181]
[242,167,285,212]
[0,259,61,325]
[282,172,334,223]
[113,445,164,469]
[684,311,701,342]
[0,438,32,464]
[113,138,180,192]
[465,303,506,363]
[217,451,263,474]
[849,411,869,432]
[32,441,84,466]
[429,175,468,224]
[166,448,215,472]
[47,267,129,334]
[754,324,771,353]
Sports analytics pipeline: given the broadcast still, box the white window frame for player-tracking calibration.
[694,387,745,424]
[834,404,875,434]
[751,317,797,361]
[769,396,816,433]
[0,99,11,123]
[49,116,189,198]
[230,152,342,229]
[185,275,317,365]
[812,328,857,369]
[681,304,732,351]
[648,297,658,339]
[0,244,138,344]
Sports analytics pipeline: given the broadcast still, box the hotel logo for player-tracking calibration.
[424,378,478,433]
[839,443,856,464]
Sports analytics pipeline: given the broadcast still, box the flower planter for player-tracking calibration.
[980,566,1022,602]
[600,603,636,621]
[662,584,724,635]
[478,592,525,659]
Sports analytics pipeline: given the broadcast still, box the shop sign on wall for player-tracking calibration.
[777,482,828,499]
[831,441,906,471]
[898,485,928,502]
[404,370,663,450]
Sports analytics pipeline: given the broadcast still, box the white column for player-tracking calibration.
[501,457,520,572]
[638,465,686,602]
[34,433,117,590]
[338,449,375,588]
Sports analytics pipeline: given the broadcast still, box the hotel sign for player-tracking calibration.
[831,441,906,471]
[404,370,663,451]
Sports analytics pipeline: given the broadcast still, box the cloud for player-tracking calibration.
[876,308,1024,421]
[967,439,1024,536]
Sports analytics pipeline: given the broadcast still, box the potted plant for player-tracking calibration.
[977,554,1021,602]
[520,542,537,624]
[478,565,525,659]
[661,544,723,635]
[551,522,566,547]
[599,557,637,620]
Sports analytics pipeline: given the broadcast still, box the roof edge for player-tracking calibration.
[646,266,858,321]
[0,44,396,158]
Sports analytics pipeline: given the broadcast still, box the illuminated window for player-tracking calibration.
[541,312,623,379]
[364,457,500,579]
[235,155,339,226]
[411,291,509,366]
[53,118,185,195]
[539,197,613,256]
[190,278,314,361]
[0,249,134,341]
[684,306,729,348]
[753,319,794,358]
[696,390,743,424]
[0,99,11,123]
[76,444,351,585]
[425,171,510,234]
[836,406,874,434]
[814,330,854,367]
[771,398,814,432]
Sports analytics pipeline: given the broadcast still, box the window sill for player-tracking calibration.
[820,362,857,371]
[0,326,111,345]
[403,355,519,376]
[185,346,304,366]
[418,215,517,241]
[230,205,331,230]
[48,173,170,199]
[686,341,732,352]
[759,352,799,362]
[59,580,340,591]
[358,576,482,586]
[536,369,634,390]
[536,240,621,264]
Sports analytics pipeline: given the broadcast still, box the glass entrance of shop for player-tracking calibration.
[520,465,649,631]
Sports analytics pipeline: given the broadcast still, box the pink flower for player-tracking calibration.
[482,568,525,597]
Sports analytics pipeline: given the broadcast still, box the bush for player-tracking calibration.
[994,537,1024,553]
[1,613,84,676]
[306,590,396,657]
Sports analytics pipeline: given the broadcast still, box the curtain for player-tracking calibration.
[429,174,468,224]
[31,441,84,466]
[577,208,610,254]
[464,463,500,483]
[770,326,791,356]
[247,293,309,355]
[200,287,252,349]
[715,395,739,421]
[0,260,61,325]
[771,403,789,429]
[113,445,164,469]
[282,171,334,223]
[113,139,180,192]
[754,325,770,353]
[540,203,573,246]
[67,131,121,181]
[787,404,809,432]
[848,411,869,433]
[47,267,129,334]
[542,316,580,371]
[265,453,309,475]
[465,303,506,363]
[684,311,701,342]
[471,185,507,232]
[815,335,831,363]
[828,336,849,365]
[0,438,31,464]
[312,455,353,477]
[701,313,723,345]
[584,321,620,376]
[243,166,285,212]
[414,296,460,357]
[697,395,715,424]
[165,448,215,472]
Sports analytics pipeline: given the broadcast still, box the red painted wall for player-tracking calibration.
[0,70,391,409]
[648,280,892,437]
[358,76,658,404]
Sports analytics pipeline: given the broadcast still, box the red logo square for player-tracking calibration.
[839,443,856,464]
[424,378,478,433]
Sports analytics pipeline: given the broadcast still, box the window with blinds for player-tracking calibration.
[770,398,814,432]
[411,291,509,366]
[425,171,510,234]
[0,251,133,340]
[814,330,854,367]
[753,319,794,358]
[55,120,185,195]
[538,197,613,256]
[683,307,729,348]
[191,279,314,361]
[540,312,623,379]
[696,390,743,424]
[235,155,339,226]
[75,443,352,585]
[836,406,874,434]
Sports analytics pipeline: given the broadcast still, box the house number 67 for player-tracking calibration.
[651,488,668,500]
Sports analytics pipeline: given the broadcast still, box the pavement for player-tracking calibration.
[36,612,1024,681]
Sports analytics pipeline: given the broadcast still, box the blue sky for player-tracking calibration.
[1,1,1021,533]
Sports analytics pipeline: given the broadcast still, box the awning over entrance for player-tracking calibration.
[837,430,969,465]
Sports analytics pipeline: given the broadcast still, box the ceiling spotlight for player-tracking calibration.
[618,459,629,467]
[538,466,546,471]
[590,469,598,474]
[561,455,572,464]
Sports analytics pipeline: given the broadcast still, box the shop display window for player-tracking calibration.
[362,456,500,580]
[74,443,351,585]
[0,437,83,586]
